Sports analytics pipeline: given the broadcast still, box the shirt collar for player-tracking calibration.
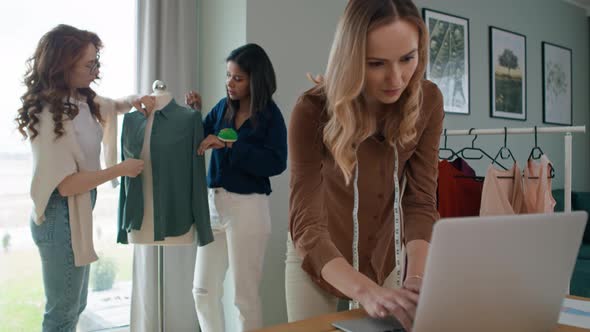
[154,98,175,120]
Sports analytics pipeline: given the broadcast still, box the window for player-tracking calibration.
[0,1,137,331]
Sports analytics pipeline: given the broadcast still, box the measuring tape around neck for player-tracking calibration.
[349,144,402,309]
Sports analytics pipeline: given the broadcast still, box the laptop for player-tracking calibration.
[333,212,587,332]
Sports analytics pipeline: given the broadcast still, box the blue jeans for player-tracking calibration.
[30,189,97,332]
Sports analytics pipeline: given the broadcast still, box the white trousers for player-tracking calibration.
[285,233,403,323]
[193,188,271,332]
[284,233,339,322]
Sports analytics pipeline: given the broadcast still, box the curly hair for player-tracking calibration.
[318,0,428,184]
[16,24,103,140]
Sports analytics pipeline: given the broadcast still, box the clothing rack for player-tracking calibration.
[442,126,586,212]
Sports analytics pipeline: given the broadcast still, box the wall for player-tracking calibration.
[199,0,247,111]
[410,0,590,189]
[202,0,590,327]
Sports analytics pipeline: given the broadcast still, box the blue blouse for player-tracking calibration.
[203,98,287,195]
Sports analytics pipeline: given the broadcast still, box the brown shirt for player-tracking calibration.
[288,80,444,298]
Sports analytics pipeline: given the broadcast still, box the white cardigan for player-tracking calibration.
[29,95,135,266]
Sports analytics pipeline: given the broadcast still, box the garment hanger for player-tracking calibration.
[528,126,544,160]
[526,126,555,179]
[492,127,516,165]
[439,129,456,160]
[453,128,508,171]
[490,127,520,179]
[452,128,507,181]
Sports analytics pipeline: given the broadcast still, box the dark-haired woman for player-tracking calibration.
[186,43,287,332]
[16,24,145,331]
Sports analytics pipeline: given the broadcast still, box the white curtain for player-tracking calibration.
[136,0,199,100]
[131,1,201,331]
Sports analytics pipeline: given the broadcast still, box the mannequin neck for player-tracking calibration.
[151,91,173,110]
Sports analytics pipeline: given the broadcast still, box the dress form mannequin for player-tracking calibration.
[128,80,195,245]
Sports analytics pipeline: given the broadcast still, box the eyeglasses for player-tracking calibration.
[86,53,101,74]
[89,61,100,74]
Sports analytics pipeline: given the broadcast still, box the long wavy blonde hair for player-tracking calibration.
[319,0,428,184]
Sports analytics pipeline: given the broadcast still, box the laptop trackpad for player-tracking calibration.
[332,316,405,332]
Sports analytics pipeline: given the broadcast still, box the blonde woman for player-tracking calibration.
[286,0,443,330]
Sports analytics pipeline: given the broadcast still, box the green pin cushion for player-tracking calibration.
[217,128,238,143]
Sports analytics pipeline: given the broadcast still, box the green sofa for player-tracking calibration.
[553,189,590,297]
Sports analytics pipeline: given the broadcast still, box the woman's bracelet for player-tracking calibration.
[406,274,423,281]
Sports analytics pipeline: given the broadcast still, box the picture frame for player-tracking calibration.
[542,42,573,126]
[489,26,527,121]
[423,8,470,115]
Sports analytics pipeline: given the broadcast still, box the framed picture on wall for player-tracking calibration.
[489,26,526,120]
[423,8,470,115]
[542,42,572,125]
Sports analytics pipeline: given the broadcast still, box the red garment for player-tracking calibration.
[437,160,483,218]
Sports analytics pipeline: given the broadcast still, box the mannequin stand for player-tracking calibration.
[134,79,196,331]
[154,80,167,332]
[158,245,165,332]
